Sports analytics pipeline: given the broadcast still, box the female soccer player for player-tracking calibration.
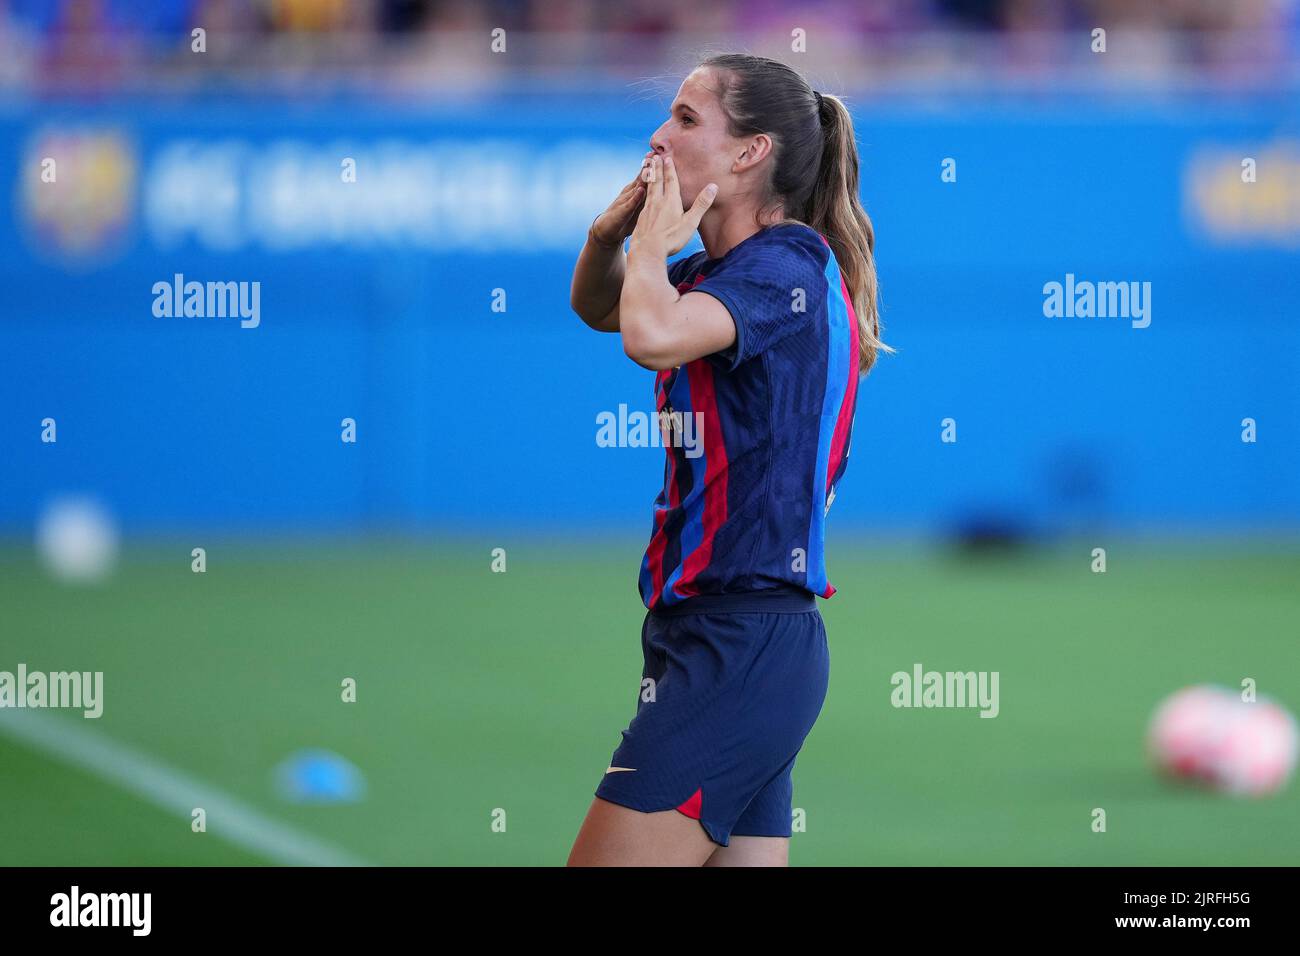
[567,54,887,867]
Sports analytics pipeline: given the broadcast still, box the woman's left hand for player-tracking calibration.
[628,154,717,259]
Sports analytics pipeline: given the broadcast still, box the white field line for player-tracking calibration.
[0,708,370,867]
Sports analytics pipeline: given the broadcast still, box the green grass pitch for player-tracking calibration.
[1,536,1297,865]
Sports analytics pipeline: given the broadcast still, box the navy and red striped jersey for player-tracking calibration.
[637,222,862,611]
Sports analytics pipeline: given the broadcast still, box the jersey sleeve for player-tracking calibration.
[686,229,830,372]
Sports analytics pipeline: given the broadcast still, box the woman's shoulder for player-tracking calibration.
[672,222,827,286]
[764,221,826,251]
[750,221,831,261]
[716,221,829,268]
[745,223,833,282]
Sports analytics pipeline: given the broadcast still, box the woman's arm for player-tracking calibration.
[570,159,651,333]
[570,227,627,333]
[621,249,736,370]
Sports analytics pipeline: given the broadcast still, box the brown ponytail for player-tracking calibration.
[699,54,892,375]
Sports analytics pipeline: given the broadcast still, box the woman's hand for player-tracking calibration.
[628,154,717,259]
[590,152,654,248]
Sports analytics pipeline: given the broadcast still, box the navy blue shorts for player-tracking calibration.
[594,587,830,848]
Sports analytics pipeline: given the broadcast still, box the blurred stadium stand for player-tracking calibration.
[1,0,1297,95]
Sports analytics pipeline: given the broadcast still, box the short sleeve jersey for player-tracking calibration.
[638,222,862,610]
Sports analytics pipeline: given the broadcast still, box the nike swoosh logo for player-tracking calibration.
[604,766,637,774]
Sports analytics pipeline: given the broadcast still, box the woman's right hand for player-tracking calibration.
[590,152,654,248]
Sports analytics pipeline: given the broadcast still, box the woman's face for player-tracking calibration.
[648,68,735,210]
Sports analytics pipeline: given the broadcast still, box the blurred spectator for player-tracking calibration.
[0,0,1293,95]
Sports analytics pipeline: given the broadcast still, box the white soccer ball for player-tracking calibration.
[35,496,119,584]
[1148,685,1298,796]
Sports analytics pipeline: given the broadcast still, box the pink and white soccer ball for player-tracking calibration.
[1148,685,1299,796]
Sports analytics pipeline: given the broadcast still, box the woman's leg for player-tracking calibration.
[567,797,717,866]
[703,836,789,867]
